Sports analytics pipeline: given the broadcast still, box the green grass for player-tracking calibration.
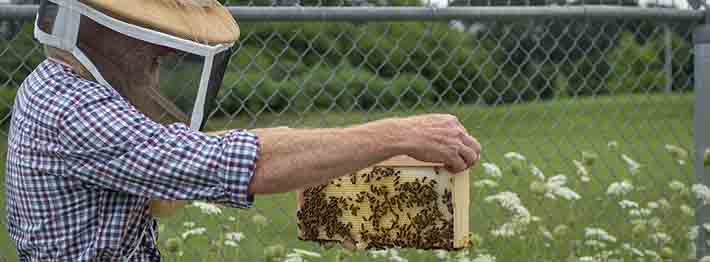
[0,93,697,261]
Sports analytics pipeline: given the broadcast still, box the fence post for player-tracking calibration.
[695,23,710,260]
[665,24,673,93]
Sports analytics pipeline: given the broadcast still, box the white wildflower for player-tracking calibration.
[482,163,503,179]
[665,144,688,165]
[504,152,526,161]
[530,164,545,180]
[650,232,671,245]
[369,250,389,258]
[657,198,671,210]
[252,214,269,227]
[545,175,567,191]
[474,179,499,189]
[585,227,617,243]
[630,219,646,225]
[689,226,699,240]
[608,140,619,150]
[389,249,407,262]
[191,202,222,215]
[553,224,570,237]
[550,187,581,201]
[619,200,639,209]
[485,192,530,218]
[542,175,581,201]
[578,256,594,262]
[621,154,641,175]
[622,243,644,257]
[669,180,687,191]
[647,217,662,230]
[681,204,694,216]
[594,251,619,261]
[580,176,590,183]
[390,256,408,262]
[607,180,633,196]
[573,160,589,177]
[434,250,448,260]
[644,250,660,260]
[539,226,553,241]
[485,192,532,237]
[647,201,659,209]
[693,184,710,206]
[181,227,207,239]
[704,223,710,233]
[283,253,305,262]
[225,232,245,242]
[702,256,710,262]
[228,216,236,222]
[490,222,521,237]
[629,208,651,217]
[284,249,324,262]
[292,248,322,258]
[584,239,607,249]
[183,221,195,228]
[472,254,496,262]
[224,240,239,247]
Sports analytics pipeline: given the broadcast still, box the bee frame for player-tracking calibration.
[296,156,470,250]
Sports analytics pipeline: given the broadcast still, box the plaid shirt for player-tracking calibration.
[5,60,260,261]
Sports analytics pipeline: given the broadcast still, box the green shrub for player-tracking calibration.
[230,46,277,75]
[0,24,45,88]
[0,87,17,126]
[293,64,387,111]
[217,73,290,115]
[560,56,610,97]
[382,73,435,110]
[606,33,668,94]
[669,31,692,92]
[216,64,441,114]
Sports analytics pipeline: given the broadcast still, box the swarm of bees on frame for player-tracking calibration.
[297,166,457,250]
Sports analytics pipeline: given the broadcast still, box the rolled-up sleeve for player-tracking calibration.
[56,89,259,208]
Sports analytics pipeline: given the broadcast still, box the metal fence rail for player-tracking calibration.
[0,5,706,21]
[0,4,707,262]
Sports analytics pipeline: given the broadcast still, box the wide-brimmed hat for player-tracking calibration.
[82,0,240,45]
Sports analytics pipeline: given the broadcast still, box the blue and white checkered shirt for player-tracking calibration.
[5,60,259,261]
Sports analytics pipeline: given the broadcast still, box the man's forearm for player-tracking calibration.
[247,120,405,194]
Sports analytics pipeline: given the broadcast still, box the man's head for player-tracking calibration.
[45,17,174,82]
[35,0,239,128]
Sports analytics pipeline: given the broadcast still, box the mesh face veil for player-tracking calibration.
[34,0,238,130]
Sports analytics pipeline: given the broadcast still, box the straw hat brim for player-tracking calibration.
[82,0,240,45]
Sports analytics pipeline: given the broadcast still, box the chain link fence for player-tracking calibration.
[0,2,708,262]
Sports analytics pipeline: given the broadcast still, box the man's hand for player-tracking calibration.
[389,114,481,173]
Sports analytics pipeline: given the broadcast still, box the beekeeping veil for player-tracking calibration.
[34,0,238,130]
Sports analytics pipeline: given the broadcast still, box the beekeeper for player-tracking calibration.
[4,0,481,260]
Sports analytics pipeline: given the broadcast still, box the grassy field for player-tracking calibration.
[0,93,697,261]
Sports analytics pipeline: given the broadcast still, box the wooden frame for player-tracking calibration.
[296,156,470,250]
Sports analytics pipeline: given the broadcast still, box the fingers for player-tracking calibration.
[464,134,481,160]
[443,144,467,173]
[445,156,467,174]
[458,143,478,167]
[452,122,481,165]
[404,113,482,172]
